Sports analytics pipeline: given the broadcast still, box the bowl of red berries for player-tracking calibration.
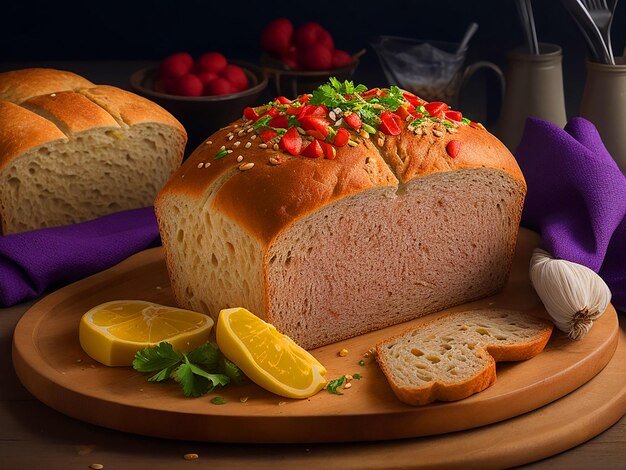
[260,18,364,98]
[130,52,268,150]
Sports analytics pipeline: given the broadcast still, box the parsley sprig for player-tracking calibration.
[325,373,363,395]
[310,78,405,128]
[133,342,244,398]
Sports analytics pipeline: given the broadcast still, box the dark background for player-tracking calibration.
[1,0,625,119]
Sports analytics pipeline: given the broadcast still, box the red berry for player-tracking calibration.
[298,44,333,71]
[204,78,236,96]
[446,140,461,158]
[333,128,350,147]
[332,50,352,68]
[196,52,228,73]
[169,74,203,97]
[159,52,193,79]
[195,70,218,86]
[296,22,333,49]
[220,64,248,91]
[301,139,324,158]
[261,18,294,57]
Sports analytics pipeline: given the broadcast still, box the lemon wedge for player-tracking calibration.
[79,300,214,366]
[216,307,327,399]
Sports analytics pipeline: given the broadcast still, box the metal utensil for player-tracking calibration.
[516,0,540,54]
[561,0,614,64]
[581,0,618,64]
[456,22,479,54]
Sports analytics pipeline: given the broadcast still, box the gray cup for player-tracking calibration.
[580,58,626,175]
[496,43,567,152]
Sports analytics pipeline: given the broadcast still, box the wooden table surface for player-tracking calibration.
[1,297,625,469]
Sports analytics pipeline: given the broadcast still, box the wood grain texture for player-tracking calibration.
[10,229,620,445]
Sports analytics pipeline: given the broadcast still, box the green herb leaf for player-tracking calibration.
[148,365,178,383]
[185,359,230,391]
[253,115,272,130]
[133,342,182,373]
[211,396,227,405]
[352,373,362,380]
[220,356,246,385]
[187,342,220,370]
[174,362,210,397]
[214,149,228,160]
[325,375,346,395]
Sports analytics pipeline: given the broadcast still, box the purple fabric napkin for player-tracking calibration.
[516,117,626,311]
[0,207,160,307]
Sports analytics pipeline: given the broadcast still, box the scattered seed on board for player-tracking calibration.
[240,396,249,403]
[344,382,353,389]
[278,401,287,406]
[345,374,353,381]
[339,348,348,357]
[245,142,252,149]
[89,464,104,470]
[184,453,199,460]
[239,162,254,171]
[236,155,244,162]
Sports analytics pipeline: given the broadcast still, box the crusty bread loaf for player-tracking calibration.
[0,68,186,234]
[155,85,526,349]
[376,309,553,405]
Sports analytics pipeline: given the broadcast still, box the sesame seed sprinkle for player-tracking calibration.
[239,162,254,171]
[197,162,204,168]
[245,142,252,148]
[204,162,211,168]
[220,145,226,151]
[234,141,241,147]
[259,143,268,149]
[250,134,257,140]
[236,155,244,162]
[227,149,233,154]
[273,143,279,151]
[238,130,245,136]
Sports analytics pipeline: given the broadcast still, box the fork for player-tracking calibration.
[581,0,618,64]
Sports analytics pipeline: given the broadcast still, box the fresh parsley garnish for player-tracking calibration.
[310,78,405,129]
[325,375,347,395]
[133,342,243,398]
[352,373,362,380]
[210,396,227,405]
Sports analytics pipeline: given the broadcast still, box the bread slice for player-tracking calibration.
[0,69,186,234]
[375,309,553,405]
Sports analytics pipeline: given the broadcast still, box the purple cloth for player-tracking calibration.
[0,207,160,307]
[516,117,626,311]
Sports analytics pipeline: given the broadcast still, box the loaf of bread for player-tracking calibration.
[0,68,186,234]
[155,81,526,349]
[375,309,553,405]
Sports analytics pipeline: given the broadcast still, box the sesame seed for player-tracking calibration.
[233,123,240,128]
[278,401,287,406]
[228,135,234,141]
[348,140,358,147]
[204,162,211,168]
[50,93,56,97]
[259,143,268,149]
[234,141,241,147]
[227,149,233,154]
[183,453,199,460]
[273,143,279,151]
[250,134,257,140]
[447,127,458,133]
[245,142,252,149]
[334,118,344,127]
[344,382,352,389]
[247,127,254,133]
[297,127,306,135]
[433,129,444,137]
[238,129,245,136]
[240,396,249,403]
[89,465,104,470]
[269,156,282,165]
[204,140,211,145]
[415,127,423,136]
[360,130,369,139]
[329,110,337,121]
[377,137,385,146]
[236,155,244,162]
[239,162,254,171]
[220,145,226,151]
[197,162,204,168]
[345,374,353,380]
[339,348,348,357]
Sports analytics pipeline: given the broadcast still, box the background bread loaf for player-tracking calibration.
[375,309,554,405]
[156,84,526,350]
[0,68,187,234]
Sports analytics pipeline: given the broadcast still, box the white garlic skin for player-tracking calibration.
[529,248,611,340]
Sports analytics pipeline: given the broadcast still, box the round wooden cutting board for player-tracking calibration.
[11,229,621,443]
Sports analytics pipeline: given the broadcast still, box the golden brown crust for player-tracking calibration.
[79,86,185,132]
[0,102,67,172]
[0,68,94,104]
[22,91,120,135]
[0,68,187,174]
[158,115,526,245]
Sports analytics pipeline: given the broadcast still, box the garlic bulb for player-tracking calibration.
[529,248,612,340]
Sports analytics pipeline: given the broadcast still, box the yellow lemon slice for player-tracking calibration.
[79,300,214,366]
[216,307,327,399]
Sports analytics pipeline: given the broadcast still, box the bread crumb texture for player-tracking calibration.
[376,309,553,405]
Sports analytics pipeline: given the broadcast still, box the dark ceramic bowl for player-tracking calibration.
[130,61,268,152]
[261,50,365,98]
